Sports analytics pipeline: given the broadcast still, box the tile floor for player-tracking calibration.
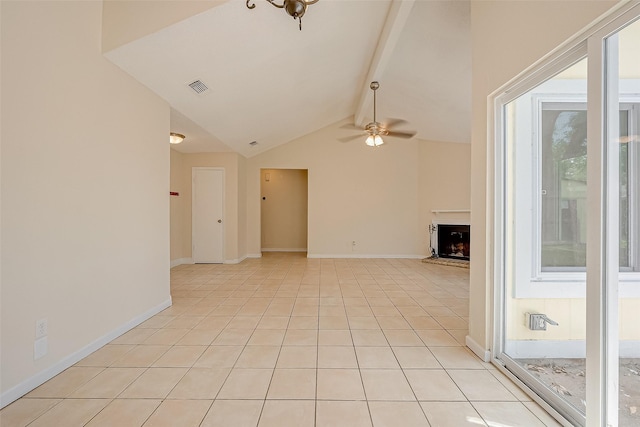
[0,253,562,426]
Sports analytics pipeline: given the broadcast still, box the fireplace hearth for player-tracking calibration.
[432,223,470,261]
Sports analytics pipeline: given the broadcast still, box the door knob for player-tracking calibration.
[218,219,222,223]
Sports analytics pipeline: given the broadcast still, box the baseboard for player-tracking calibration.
[224,255,249,264]
[170,258,193,268]
[307,254,425,259]
[246,253,262,259]
[261,248,307,252]
[466,335,491,362]
[0,297,172,409]
[226,254,262,263]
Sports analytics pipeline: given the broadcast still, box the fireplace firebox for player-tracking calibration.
[435,224,470,261]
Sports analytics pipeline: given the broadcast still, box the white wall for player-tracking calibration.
[170,128,472,263]
[260,169,308,252]
[419,140,471,255]
[170,151,245,263]
[246,120,424,258]
[101,0,227,52]
[170,149,187,263]
[468,0,617,353]
[1,1,170,406]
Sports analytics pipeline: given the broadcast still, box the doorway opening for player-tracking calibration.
[260,169,308,254]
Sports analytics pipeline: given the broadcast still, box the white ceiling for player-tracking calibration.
[105,0,471,157]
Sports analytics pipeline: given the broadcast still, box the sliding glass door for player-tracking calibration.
[606,19,640,427]
[493,5,640,426]
[499,57,591,425]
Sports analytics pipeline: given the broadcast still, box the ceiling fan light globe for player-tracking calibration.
[366,135,384,147]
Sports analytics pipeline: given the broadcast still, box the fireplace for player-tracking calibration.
[434,223,470,261]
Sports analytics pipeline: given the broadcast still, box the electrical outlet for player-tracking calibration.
[529,314,547,330]
[35,318,48,338]
[526,313,559,331]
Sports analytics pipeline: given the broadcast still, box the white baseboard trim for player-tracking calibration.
[307,254,425,259]
[466,335,491,362]
[224,255,249,264]
[505,339,640,359]
[0,297,172,409]
[261,248,307,252]
[170,258,193,268]
[246,253,262,259]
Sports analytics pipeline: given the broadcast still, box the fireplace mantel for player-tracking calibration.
[431,209,471,214]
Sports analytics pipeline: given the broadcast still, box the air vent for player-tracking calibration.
[249,141,258,146]
[188,80,209,94]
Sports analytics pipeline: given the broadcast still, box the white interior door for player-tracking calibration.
[192,168,224,263]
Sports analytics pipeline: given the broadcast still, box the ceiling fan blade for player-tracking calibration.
[383,118,407,129]
[340,123,363,131]
[338,133,366,143]
[386,130,416,139]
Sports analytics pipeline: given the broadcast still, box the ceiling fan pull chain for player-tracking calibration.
[299,17,302,30]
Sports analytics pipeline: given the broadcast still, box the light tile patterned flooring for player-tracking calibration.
[0,253,562,426]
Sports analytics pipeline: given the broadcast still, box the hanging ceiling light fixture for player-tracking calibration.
[246,0,319,31]
[365,81,384,147]
[169,132,185,145]
[338,82,415,147]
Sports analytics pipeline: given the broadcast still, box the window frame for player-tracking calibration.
[507,90,640,298]
[531,98,640,279]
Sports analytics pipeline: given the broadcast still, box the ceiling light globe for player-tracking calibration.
[366,135,384,147]
[170,133,185,144]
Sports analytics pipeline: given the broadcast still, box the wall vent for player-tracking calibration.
[188,80,209,94]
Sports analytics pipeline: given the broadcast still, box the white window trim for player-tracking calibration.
[511,90,640,299]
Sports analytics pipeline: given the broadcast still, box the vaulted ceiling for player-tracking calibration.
[105,0,471,157]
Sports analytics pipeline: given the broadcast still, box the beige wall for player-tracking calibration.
[246,120,424,258]
[419,140,471,255]
[1,1,170,404]
[468,0,617,351]
[260,169,308,251]
[102,0,227,52]
[238,155,248,258]
[170,149,186,261]
[170,151,245,263]
[171,129,471,262]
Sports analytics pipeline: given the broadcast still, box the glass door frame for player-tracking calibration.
[489,3,640,426]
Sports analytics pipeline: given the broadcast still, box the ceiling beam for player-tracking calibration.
[354,0,416,127]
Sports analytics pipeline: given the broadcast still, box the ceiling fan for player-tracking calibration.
[340,81,416,147]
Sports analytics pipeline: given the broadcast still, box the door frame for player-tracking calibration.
[259,168,309,254]
[489,3,640,426]
[192,167,225,263]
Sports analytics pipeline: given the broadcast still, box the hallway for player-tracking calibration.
[1,253,560,426]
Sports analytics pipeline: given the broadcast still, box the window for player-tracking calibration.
[503,60,640,298]
[539,102,639,272]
